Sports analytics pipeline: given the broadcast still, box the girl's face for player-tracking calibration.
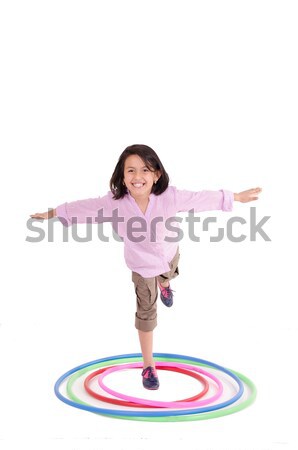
[123,154,160,200]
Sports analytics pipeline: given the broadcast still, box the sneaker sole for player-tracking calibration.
[161,300,173,307]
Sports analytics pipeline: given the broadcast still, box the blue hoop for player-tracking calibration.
[54,352,251,420]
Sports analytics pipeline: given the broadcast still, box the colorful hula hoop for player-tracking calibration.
[97,361,222,408]
[85,363,209,407]
[54,352,257,421]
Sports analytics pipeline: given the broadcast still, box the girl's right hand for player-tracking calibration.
[30,209,56,220]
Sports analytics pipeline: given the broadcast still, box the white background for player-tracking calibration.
[0,1,297,449]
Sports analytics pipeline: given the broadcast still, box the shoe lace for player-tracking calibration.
[160,286,174,299]
[142,366,157,380]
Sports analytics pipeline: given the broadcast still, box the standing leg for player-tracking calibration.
[132,272,160,389]
[138,330,155,369]
[132,272,158,367]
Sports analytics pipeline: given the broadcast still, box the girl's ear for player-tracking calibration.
[155,170,161,183]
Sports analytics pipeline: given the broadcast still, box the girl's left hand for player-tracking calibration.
[30,209,56,220]
[234,188,262,202]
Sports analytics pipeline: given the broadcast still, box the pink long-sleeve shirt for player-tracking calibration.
[56,186,233,278]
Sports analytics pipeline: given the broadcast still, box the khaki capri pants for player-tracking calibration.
[132,249,180,332]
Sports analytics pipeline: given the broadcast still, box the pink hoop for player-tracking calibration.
[85,363,209,407]
[98,361,223,408]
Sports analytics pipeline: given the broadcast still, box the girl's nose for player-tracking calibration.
[133,172,144,179]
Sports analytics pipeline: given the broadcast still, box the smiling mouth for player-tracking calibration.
[132,183,145,188]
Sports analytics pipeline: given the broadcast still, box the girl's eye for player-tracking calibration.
[143,168,149,172]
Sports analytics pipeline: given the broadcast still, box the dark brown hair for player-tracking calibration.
[110,144,170,199]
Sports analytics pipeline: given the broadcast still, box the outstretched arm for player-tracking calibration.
[30,194,113,225]
[234,187,262,203]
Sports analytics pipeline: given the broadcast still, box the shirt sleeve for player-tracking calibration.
[55,193,113,226]
[173,187,234,213]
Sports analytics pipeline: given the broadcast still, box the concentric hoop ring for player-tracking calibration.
[97,361,223,408]
[54,352,257,421]
[85,363,210,407]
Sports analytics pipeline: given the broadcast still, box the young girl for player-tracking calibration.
[31,144,262,390]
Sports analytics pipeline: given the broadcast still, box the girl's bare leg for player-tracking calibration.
[138,330,155,368]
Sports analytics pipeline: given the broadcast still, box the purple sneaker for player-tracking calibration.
[141,366,160,390]
[158,283,174,307]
